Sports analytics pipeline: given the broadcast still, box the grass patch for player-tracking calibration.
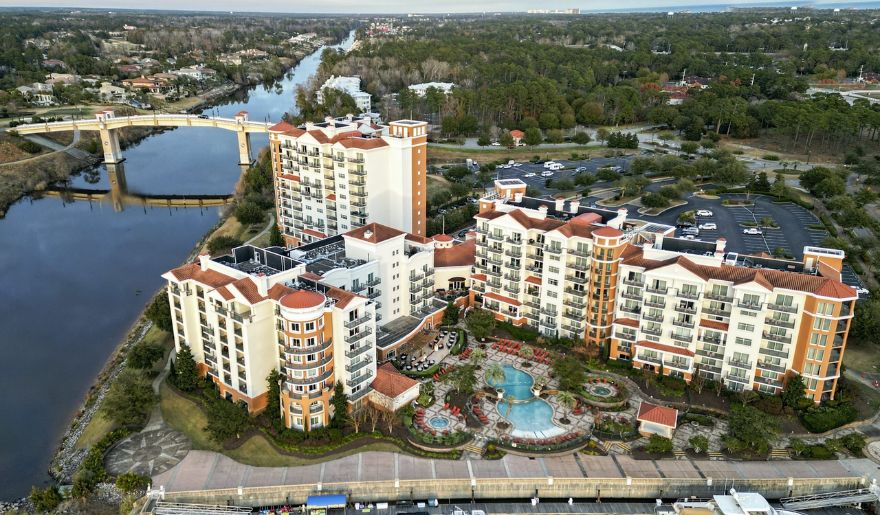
[427,144,625,163]
[842,341,880,375]
[225,434,403,467]
[160,383,221,452]
[74,414,117,450]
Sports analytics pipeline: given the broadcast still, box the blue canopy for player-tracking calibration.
[306,495,347,509]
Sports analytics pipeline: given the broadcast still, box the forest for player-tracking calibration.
[302,11,880,154]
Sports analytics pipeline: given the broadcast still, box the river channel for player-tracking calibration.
[0,31,355,499]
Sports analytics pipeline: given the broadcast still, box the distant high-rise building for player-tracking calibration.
[269,116,428,247]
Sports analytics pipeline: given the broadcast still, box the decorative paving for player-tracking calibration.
[105,428,191,477]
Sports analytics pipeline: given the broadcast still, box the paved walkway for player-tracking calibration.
[152,450,873,493]
[1,130,90,167]
[105,353,192,476]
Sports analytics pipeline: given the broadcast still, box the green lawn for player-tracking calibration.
[75,413,117,450]
[843,341,880,376]
[160,383,222,452]
[226,435,403,467]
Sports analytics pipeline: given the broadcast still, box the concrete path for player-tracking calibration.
[1,129,91,167]
[245,213,276,246]
[152,449,872,493]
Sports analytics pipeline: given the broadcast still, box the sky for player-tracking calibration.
[6,0,880,14]
[5,0,875,13]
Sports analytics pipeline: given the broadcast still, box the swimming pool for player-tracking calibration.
[486,365,564,438]
[428,416,449,429]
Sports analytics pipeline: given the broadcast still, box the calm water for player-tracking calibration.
[0,32,354,500]
[489,365,562,437]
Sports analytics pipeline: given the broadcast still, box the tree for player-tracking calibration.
[644,434,673,454]
[641,192,670,208]
[266,369,283,425]
[234,200,265,224]
[789,437,806,457]
[477,134,491,146]
[552,357,587,392]
[174,343,199,392]
[330,381,349,428]
[30,485,63,512]
[203,389,250,442]
[145,294,173,332]
[752,171,771,192]
[519,346,534,362]
[443,363,477,395]
[781,374,806,409]
[556,391,576,418]
[485,363,505,386]
[127,341,164,369]
[689,435,709,454]
[465,309,496,340]
[469,348,486,365]
[572,131,592,145]
[269,224,284,247]
[380,406,398,434]
[523,127,543,146]
[596,128,610,144]
[102,368,156,426]
[680,141,699,154]
[115,473,150,494]
[443,301,460,326]
[499,131,514,147]
[724,404,779,455]
[207,235,243,254]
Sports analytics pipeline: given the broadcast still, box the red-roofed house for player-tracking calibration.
[370,363,420,411]
[636,401,678,438]
[510,129,525,146]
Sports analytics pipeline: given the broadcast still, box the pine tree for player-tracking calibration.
[269,224,284,247]
[330,381,349,429]
[175,343,199,392]
[266,369,283,425]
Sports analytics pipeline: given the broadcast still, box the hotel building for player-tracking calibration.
[162,223,474,429]
[268,115,428,246]
[472,180,856,402]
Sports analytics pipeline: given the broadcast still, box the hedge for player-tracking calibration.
[800,403,858,433]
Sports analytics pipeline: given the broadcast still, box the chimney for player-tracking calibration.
[513,192,523,203]
[654,233,665,250]
[569,199,580,214]
[346,113,354,122]
[617,208,628,220]
[555,198,565,212]
[198,252,211,271]
[715,237,727,256]
[538,205,549,217]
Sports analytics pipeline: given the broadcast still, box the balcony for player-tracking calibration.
[488,233,504,242]
[674,304,696,314]
[737,300,763,311]
[614,332,636,341]
[409,272,424,282]
[762,332,791,345]
[664,360,692,372]
[505,248,522,258]
[503,273,521,282]
[286,368,333,386]
[728,358,753,369]
[699,335,722,344]
[346,327,374,343]
[563,310,581,321]
[562,324,583,334]
[670,332,692,344]
[758,346,788,360]
[503,285,520,295]
[564,299,586,310]
[344,312,372,328]
[645,285,668,295]
[696,347,724,360]
[623,278,644,287]
[524,311,539,321]
[705,291,733,303]
[636,353,662,365]
[726,374,751,387]
[543,245,563,255]
[569,248,590,258]
[672,318,694,329]
[621,291,642,301]
[540,307,559,318]
[676,290,700,300]
[767,302,798,313]
[754,375,783,389]
[641,326,661,337]
[566,274,589,285]
[764,317,795,329]
[619,305,641,315]
[644,299,665,309]
[347,356,374,374]
[347,371,373,388]
[569,261,590,272]
[702,307,731,317]
[757,360,786,374]
[642,313,663,322]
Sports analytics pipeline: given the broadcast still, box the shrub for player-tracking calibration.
[801,444,834,459]
[127,341,165,369]
[207,235,243,254]
[17,140,43,154]
[234,200,265,224]
[800,402,858,433]
[643,434,673,454]
[689,435,709,453]
[840,433,866,455]
[101,369,156,426]
[30,485,63,512]
[145,294,173,332]
[72,428,131,497]
[115,473,150,493]
[572,131,591,145]
[762,154,780,161]
[641,192,670,208]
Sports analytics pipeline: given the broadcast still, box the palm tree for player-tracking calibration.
[469,348,486,365]
[519,346,534,362]
[485,363,505,386]
[556,391,576,419]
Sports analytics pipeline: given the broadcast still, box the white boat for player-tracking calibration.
[673,489,805,515]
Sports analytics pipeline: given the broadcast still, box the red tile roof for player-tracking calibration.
[168,263,235,288]
[371,363,420,399]
[593,226,623,238]
[229,278,263,304]
[326,193,337,201]
[268,121,295,132]
[483,291,521,306]
[433,234,453,242]
[279,174,300,182]
[325,287,362,309]
[338,138,388,150]
[215,286,235,301]
[699,319,729,331]
[267,283,296,301]
[613,317,639,328]
[635,340,694,357]
[434,239,476,268]
[405,233,433,244]
[525,276,542,285]
[510,130,525,138]
[280,290,325,310]
[345,223,405,244]
[302,228,327,239]
[622,248,856,299]
[637,401,678,428]
[471,273,487,282]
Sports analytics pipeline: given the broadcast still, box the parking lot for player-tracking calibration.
[494,156,633,196]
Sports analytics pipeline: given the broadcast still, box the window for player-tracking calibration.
[807,348,825,361]
[809,333,828,346]
[305,322,315,332]
[735,337,751,346]
[813,318,831,331]
[774,294,793,307]
[737,323,755,332]
[290,323,300,332]
[742,293,761,307]
[681,284,698,296]
[816,302,834,316]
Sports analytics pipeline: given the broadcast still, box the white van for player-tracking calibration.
[543,161,557,168]
[548,163,564,171]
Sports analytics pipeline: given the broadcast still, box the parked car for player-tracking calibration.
[197,114,210,119]
[540,171,554,177]
[548,163,563,171]
[523,172,536,178]
[696,209,713,217]
[743,228,763,235]
[491,142,501,146]
[698,223,717,230]
[543,161,557,168]
[682,227,700,236]
[856,287,870,296]
[576,166,588,172]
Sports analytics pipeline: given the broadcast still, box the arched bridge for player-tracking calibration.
[13,109,271,165]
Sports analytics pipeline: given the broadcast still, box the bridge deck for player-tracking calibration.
[13,114,271,134]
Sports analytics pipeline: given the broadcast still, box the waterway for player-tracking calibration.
[0,31,355,500]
